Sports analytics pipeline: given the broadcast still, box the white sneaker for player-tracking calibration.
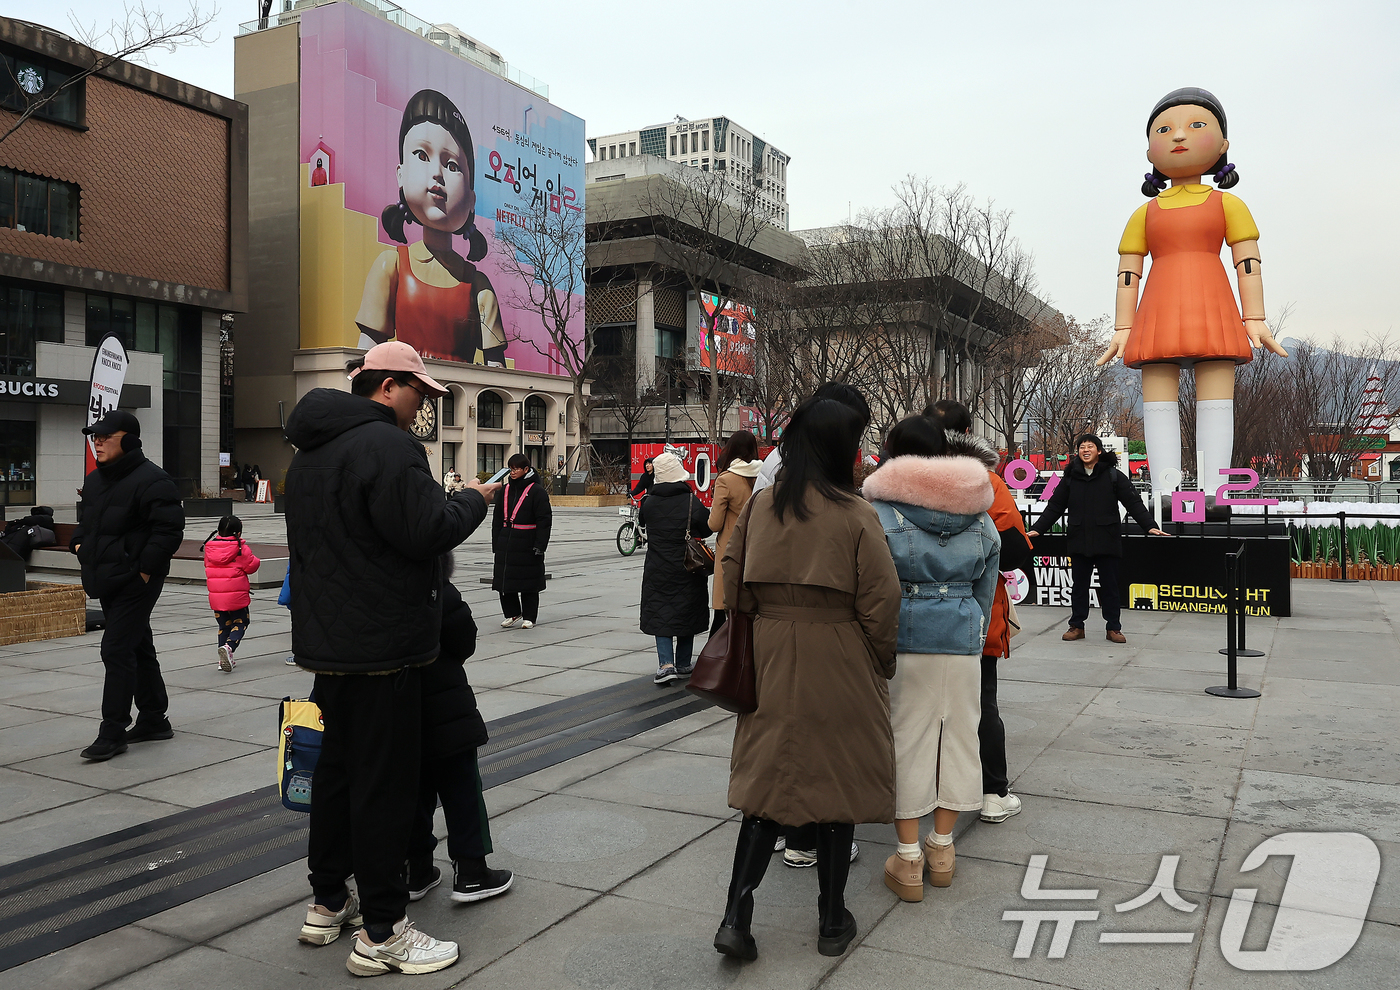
[773,834,786,853]
[981,792,1023,823]
[501,616,521,628]
[521,620,535,629]
[346,918,459,976]
[782,841,859,868]
[217,646,236,673]
[297,891,362,945]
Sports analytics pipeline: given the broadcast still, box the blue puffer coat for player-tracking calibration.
[863,440,1001,656]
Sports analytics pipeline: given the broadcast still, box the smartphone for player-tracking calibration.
[486,468,510,485]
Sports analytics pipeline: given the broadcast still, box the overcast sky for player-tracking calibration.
[18,0,1399,345]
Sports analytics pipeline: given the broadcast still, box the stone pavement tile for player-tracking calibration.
[506,644,638,669]
[503,744,649,798]
[1251,699,1393,742]
[137,860,308,942]
[1214,821,1400,926]
[462,659,561,689]
[1012,747,1239,819]
[564,749,736,819]
[995,681,1102,710]
[1048,713,1250,766]
[99,945,325,990]
[998,656,1126,688]
[951,794,1227,893]
[0,644,96,670]
[178,706,279,746]
[0,713,104,765]
[1244,721,1400,785]
[482,783,548,816]
[823,945,1056,990]
[0,924,189,990]
[583,649,665,675]
[1190,895,1397,990]
[455,893,844,990]
[661,719,735,759]
[1269,630,1397,661]
[13,732,261,790]
[487,793,724,892]
[1231,769,1400,843]
[1108,663,1263,694]
[1273,614,1392,632]
[2,667,103,701]
[1080,687,1258,730]
[1001,637,1136,663]
[1128,647,1267,675]
[0,766,102,823]
[476,689,570,722]
[0,703,65,729]
[165,667,309,698]
[1266,656,1400,687]
[1259,676,1400,712]
[510,668,641,697]
[124,751,274,807]
[570,630,663,653]
[622,707,733,749]
[863,856,1204,990]
[0,682,105,717]
[612,819,894,937]
[0,792,185,867]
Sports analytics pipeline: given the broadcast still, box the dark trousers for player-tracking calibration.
[500,591,539,622]
[409,748,493,870]
[784,822,818,851]
[1070,554,1121,631]
[215,608,250,652]
[98,575,168,740]
[308,669,422,927]
[979,655,1008,797]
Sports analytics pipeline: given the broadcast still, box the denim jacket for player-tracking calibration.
[863,449,1001,656]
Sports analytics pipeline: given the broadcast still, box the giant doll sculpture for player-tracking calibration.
[356,89,509,366]
[1098,88,1286,504]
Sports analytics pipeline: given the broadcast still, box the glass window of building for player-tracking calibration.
[0,285,63,375]
[0,49,82,126]
[670,134,677,156]
[442,391,455,426]
[629,141,636,156]
[477,443,506,475]
[680,133,688,155]
[656,326,684,359]
[524,395,547,431]
[0,420,37,507]
[478,390,504,429]
[702,130,709,151]
[442,442,456,474]
[0,168,79,240]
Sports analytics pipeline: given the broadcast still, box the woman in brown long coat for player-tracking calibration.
[707,430,762,635]
[713,397,900,962]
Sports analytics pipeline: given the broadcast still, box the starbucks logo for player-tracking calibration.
[17,66,44,95]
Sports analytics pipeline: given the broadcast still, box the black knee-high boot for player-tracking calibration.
[816,822,857,956]
[714,816,781,960]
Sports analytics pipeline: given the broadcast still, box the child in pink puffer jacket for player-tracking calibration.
[202,515,261,672]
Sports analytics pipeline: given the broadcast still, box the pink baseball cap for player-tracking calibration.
[350,341,449,397]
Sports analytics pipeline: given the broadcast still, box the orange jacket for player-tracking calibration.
[984,471,1032,659]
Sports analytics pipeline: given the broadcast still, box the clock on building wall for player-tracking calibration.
[411,397,439,441]
[17,67,44,95]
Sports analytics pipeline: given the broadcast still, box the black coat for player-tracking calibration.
[2,506,57,561]
[283,388,489,674]
[71,449,184,599]
[491,473,552,593]
[638,481,711,636]
[421,580,488,756]
[1032,451,1155,558]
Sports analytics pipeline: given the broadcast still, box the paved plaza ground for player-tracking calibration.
[1,503,1396,989]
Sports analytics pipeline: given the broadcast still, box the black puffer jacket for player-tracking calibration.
[1031,450,1155,558]
[638,481,711,637]
[284,388,488,673]
[2,506,57,561]
[70,449,184,598]
[491,472,552,593]
[422,563,487,756]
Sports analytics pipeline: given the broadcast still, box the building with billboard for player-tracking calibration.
[235,0,586,483]
[0,16,248,507]
[589,117,790,230]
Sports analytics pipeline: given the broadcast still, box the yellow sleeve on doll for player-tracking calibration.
[1117,204,1149,256]
[1221,193,1260,245]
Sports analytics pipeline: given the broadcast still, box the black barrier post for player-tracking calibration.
[1331,510,1359,583]
[1220,541,1264,659]
[1207,546,1262,699]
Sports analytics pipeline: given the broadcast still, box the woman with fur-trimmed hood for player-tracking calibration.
[862,416,1000,902]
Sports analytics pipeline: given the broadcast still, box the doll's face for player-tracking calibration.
[398,121,475,232]
[1146,104,1229,180]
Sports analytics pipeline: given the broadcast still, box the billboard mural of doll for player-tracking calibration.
[355,90,508,366]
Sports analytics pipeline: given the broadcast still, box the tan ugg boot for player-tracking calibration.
[923,837,955,887]
[883,852,925,902]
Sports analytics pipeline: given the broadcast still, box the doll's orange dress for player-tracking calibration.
[1121,188,1254,369]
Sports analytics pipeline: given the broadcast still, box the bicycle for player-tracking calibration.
[616,497,648,556]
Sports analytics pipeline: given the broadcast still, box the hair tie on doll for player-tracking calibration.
[1213,162,1236,183]
[1143,172,1167,191]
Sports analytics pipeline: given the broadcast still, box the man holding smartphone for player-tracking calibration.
[283,342,500,976]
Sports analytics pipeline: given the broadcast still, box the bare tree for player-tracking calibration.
[2,3,218,145]
[1025,315,1126,459]
[982,312,1068,455]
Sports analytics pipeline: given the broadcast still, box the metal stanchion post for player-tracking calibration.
[1208,547,1261,699]
[1332,510,1359,583]
[1221,542,1264,658]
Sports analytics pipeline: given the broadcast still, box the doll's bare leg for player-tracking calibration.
[1141,363,1182,500]
[1195,360,1237,495]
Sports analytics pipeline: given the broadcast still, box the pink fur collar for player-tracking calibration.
[862,455,994,516]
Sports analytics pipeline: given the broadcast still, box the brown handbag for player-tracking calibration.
[682,493,716,575]
[687,498,757,713]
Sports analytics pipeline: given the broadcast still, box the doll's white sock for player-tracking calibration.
[1196,399,1235,498]
[1142,401,1182,497]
